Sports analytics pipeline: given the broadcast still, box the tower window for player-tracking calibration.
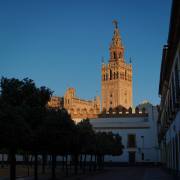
[110,69,112,80]
[116,72,119,79]
[114,72,116,79]
[119,52,122,58]
[113,52,116,59]
[125,70,127,80]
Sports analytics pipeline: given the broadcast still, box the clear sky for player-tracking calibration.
[0,0,172,106]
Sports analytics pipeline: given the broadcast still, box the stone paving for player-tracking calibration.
[84,167,176,180]
[0,167,177,180]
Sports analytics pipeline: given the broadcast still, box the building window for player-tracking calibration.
[171,76,176,109]
[110,69,112,80]
[116,72,119,79]
[114,52,116,59]
[174,61,180,100]
[125,70,127,80]
[141,153,144,160]
[114,72,116,79]
[127,134,136,148]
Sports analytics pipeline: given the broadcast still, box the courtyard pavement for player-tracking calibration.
[84,167,176,180]
[0,166,177,180]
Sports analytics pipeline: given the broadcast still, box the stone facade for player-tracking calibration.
[64,88,100,122]
[48,21,133,122]
[101,21,132,111]
[48,96,63,109]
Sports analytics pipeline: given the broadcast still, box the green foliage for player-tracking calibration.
[0,77,124,179]
[0,77,52,150]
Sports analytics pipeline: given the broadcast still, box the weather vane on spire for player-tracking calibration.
[113,20,118,29]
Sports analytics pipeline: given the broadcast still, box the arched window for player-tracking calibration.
[113,52,116,59]
[125,70,127,80]
[114,72,116,79]
[116,72,119,79]
[119,52,122,58]
[110,69,112,80]
[103,74,106,81]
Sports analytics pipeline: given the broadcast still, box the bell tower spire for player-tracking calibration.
[110,20,124,62]
[101,20,133,111]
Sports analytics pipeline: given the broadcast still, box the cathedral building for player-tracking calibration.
[101,21,132,111]
[64,88,100,122]
[48,21,133,122]
[48,96,63,109]
[48,88,101,122]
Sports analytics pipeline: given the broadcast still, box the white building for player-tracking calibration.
[90,102,160,164]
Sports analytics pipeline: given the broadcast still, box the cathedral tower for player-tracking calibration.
[101,20,132,111]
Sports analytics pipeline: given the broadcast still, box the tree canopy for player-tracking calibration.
[0,77,124,180]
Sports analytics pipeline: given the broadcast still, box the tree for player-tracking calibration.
[0,77,52,180]
[76,119,95,173]
[39,108,75,180]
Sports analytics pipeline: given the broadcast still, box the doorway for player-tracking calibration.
[128,152,136,164]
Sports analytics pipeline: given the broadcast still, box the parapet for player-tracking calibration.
[98,107,148,118]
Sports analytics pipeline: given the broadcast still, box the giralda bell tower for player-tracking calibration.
[101,20,132,111]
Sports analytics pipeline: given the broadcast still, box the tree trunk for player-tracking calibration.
[42,153,46,174]
[9,149,16,180]
[1,153,4,168]
[62,155,64,171]
[65,154,68,177]
[69,155,72,172]
[34,152,38,180]
[102,155,104,170]
[94,155,97,171]
[27,153,30,176]
[83,154,86,174]
[51,154,56,180]
[74,154,78,175]
[89,154,93,172]
[30,155,33,167]
[79,154,82,169]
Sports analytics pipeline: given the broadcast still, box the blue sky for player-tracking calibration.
[0,0,172,106]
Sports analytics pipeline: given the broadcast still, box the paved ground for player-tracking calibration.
[0,167,177,180]
[84,167,176,180]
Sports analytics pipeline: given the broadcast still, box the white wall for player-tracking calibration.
[90,103,160,163]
